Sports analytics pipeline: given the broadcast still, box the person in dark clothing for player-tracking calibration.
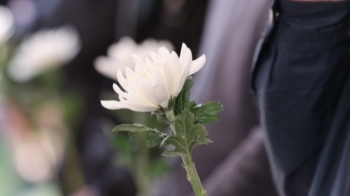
[253,0,350,196]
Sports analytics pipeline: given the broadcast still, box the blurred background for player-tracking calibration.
[0,0,278,196]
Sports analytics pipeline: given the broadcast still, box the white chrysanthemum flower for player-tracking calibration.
[94,36,173,80]
[101,43,206,112]
[0,5,14,45]
[8,26,81,82]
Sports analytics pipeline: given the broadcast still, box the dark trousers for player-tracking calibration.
[253,23,350,196]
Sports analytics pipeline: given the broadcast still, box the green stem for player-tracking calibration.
[165,109,176,135]
[134,113,151,196]
[135,133,151,196]
[165,109,207,196]
[183,155,207,196]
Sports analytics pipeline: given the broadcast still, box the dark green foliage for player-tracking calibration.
[192,102,223,124]
[162,110,212,157]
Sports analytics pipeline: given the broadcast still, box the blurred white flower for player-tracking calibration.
[0,5,14,45]
[101,43,206,112]
[8,26,81,82]
[94,36,173,80]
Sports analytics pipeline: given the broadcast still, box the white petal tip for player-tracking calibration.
[113,83,124,94]
[101,100,123,110]
[189,54,206,75]
[197,54,206,63]
[158,47,170,54]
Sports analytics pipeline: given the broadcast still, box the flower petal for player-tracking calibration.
[117,70,129,91]
[132,54,145,67]
[94,56,119,80]
[189,54,206,76]
[119,98,158,112]
[176,44,193,95]
[100,40,203,112]
[179,43,192,67]
[148,76,169,108]
[101,100,125,110]
[112,83,127,97]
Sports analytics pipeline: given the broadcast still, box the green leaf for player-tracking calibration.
[147,132,166,148]
[162,150,186,157]
[174,78,196,115]
[151,108,170,125]
[190,138,213,150]
[192,102,223,124]
[129,132,140,139]
[112,123,154,133]
[113,123,167,148]
[162,110,212,157]
[162,135,187,156]
[147,113,168,130]
[155,113,170,125]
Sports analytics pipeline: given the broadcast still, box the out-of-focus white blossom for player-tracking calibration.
[101,43,206,112]
[0,5,13,45]
[94,37,173,80]
[8,26,80,82]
